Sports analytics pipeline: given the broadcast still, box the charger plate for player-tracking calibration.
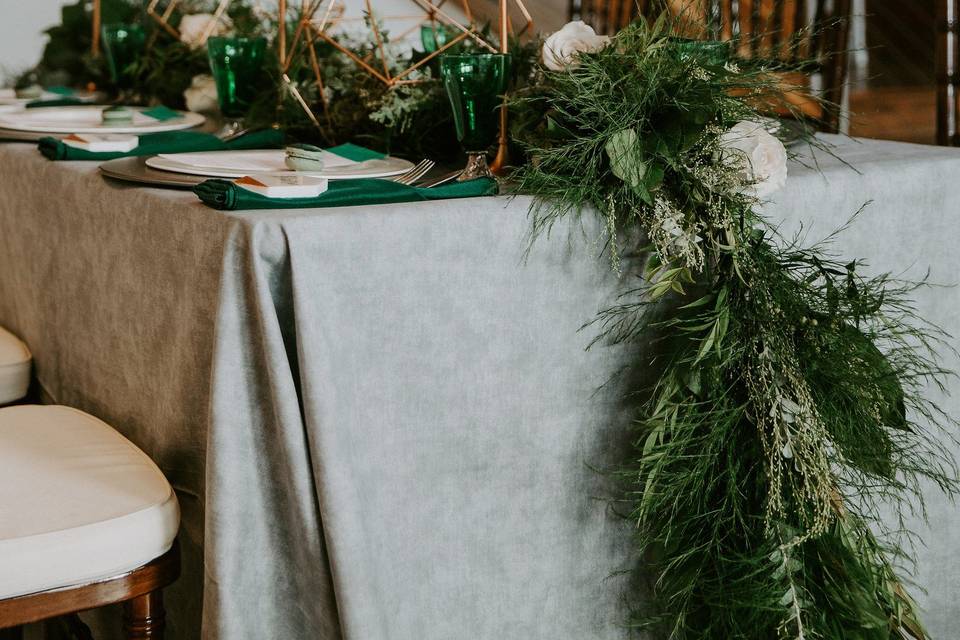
[146,149,413,180]
[0,106,203,134]
[100,156,204,189]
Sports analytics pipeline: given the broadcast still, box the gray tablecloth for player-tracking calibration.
[0,136,958,639]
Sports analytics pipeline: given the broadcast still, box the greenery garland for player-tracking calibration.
[512,16,957,639]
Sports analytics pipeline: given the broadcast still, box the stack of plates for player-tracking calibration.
[102,149,415,189]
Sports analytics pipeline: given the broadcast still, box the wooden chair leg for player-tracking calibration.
[123,590,165,640]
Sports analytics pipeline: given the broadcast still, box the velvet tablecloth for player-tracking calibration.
[0,136,957,639]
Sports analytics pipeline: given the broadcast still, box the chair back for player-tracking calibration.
[568,0,851,132]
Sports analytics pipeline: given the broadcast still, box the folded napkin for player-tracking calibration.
[38,128,285,161]
[141,105,182,121]
[26,97,87,109]
[194,176,498,211]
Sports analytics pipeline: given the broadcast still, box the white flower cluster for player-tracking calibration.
[651,197,704,269]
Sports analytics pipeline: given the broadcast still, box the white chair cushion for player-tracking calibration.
[0,405,179,599]
[0,325,30,404]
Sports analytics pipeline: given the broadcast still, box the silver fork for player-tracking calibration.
[391,159,435,185]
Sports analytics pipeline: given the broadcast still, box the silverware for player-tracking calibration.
[391,159,435,185]
[218,127,252,142]
[415,169,463,189]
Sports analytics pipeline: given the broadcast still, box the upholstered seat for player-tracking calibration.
[0,405,179,599]
[0,326,30,404]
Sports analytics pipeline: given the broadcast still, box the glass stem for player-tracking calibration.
[459,152,493,181]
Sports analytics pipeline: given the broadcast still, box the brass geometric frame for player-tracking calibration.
[145,0,233,45]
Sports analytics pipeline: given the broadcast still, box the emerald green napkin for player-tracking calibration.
[141,105,182,121]
[194,177,497,211]
[26,97,86,108]
[326,143,384,162]
[38,128,284,161]
[44,86,75,96]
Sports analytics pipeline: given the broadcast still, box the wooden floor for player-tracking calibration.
[848,85,936,145]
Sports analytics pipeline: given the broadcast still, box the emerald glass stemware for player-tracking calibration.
[420,23,456,53]
[101,23,146,90]
[206,36,266,132]
[439,53,512,181]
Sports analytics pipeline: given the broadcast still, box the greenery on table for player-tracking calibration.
[512,16,957,640]
[16,0,139,91]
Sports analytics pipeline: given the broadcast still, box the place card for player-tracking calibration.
[234,174,329,199]
[62,133,139,152]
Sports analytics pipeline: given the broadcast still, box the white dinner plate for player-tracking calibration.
[0,89,101,106]
[145,149,414,180]
[0,106,204,134]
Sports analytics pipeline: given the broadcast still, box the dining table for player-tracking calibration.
[0,135,958,640]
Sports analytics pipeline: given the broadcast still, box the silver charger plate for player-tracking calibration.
[99,156,205,189]
[0,128,48,142]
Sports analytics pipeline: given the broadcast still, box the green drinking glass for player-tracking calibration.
[420,23,456,53]
[439,53,511,181]
[101,23,146,90]
[669,37,732,66]
[206,36,266,133]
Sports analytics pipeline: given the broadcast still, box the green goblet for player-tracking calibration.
[206,36,267,134]
[420,23,456,53]
[101,23,146,90]
[669,37,732,66]
[439,53,512,181]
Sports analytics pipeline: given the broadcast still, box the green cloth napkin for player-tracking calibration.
[141,105,182,121]
[26,97,86,108]
[194,177,498,211]
[326,143,384,162]
[44,86,75,96]
[38,128,285,161]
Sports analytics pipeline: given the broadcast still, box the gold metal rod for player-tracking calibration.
[365,0,394,80]
[199,0,232,46]
[281,0,323,73]
[283,73,321,129]
[91,0,102,55]
[392,30,470,81]
[279,0,287,66]
[311,26,393,84]
[409,0,498,53]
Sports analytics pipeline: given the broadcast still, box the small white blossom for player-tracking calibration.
[183,74,218,114]
[179,13,233,49]
[691,66,711,81]
[542,21,611,71]
[651,197,704,269]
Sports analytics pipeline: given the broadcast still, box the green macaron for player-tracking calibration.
[101,105,135,126]
[284,143,326,172]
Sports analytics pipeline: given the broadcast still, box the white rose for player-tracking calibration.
[179,13,232,49]
[183,74,219,114]
[542,21,611,71]
[719,120,788,199]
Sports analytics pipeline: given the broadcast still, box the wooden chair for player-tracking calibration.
[0,545,180,640]
[937,0,960,145]
[568,0,852,133]
[0,405,181,639]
